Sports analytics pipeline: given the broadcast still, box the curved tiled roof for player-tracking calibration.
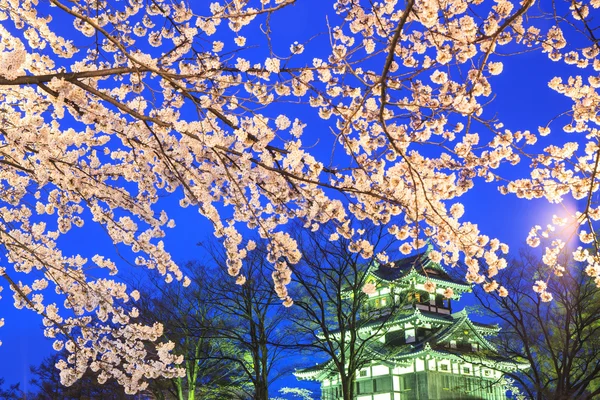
[369,250,471,291]
[294,360,334,380]
[319,307,456,338]
[390,343,528,371]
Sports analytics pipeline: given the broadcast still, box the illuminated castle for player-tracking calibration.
[295,249,525,399]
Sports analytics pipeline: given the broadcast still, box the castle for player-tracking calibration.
[295,249,525,399]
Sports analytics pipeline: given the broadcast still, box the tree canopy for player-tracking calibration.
[0,0,599,392]
[475,249,600,399]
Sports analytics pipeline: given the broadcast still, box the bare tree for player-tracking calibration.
[134,264,249,400]
[202,244,301,400]
[0,378,25,400]
[474,249,600,400]
[289,223,401,400]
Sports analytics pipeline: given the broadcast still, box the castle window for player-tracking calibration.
[355,380,373,394]
[442,375,451,389]
[440,364,449,372]
[408,292,421,302]
[373,377,392,392]
[416,327,430,340]
[400,376,412,392]
[463,367,471,374]
[386,330,404,344]
[359,369,367,377]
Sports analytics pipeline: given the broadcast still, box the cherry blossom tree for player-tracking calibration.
[29,352,135,400]
[0,0,599,392]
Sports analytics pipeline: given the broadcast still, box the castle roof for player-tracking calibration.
[389,343,529,371]
[369,249,471,293]
[318,307,455,339]
[296,307,514,381]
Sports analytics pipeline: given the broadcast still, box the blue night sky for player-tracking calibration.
[0,0,587,397]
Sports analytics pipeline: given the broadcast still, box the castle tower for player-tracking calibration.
[295,249,526,399]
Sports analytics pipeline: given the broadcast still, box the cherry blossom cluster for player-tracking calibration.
[0,0,599,391]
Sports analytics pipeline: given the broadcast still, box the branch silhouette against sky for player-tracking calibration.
[0,0,599,392]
